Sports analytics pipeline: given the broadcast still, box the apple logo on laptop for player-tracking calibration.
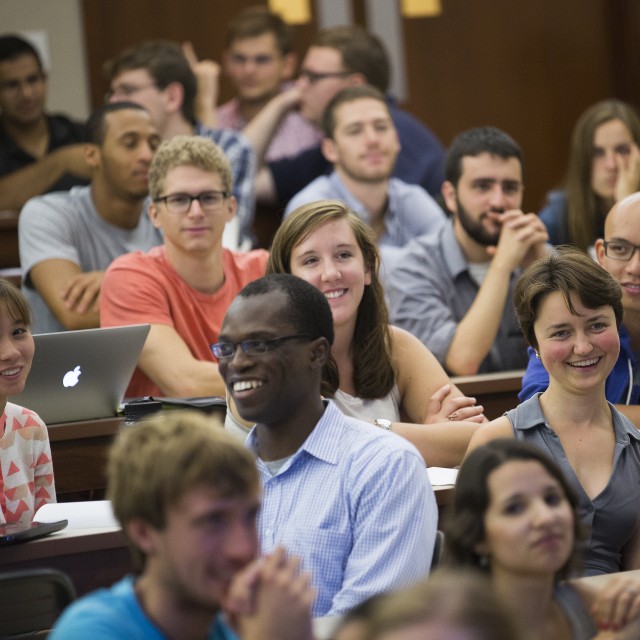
[63,365,82,388]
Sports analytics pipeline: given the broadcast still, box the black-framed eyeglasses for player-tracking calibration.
[603,240,640,261]
[298,69,351,84]
[154,191,229,215]
[211,334,313,360]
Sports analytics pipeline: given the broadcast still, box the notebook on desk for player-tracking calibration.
[12,324,150,424]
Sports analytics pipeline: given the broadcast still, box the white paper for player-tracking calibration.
[35,500,118,528]
[427,467,458,486]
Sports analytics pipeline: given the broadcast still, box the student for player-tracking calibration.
[0,278,55,524]
[540,99,640,255]
[0,35,90,211]
[447,439,640,639]
[217,6,321,161]
[50,410,314,639]
[363,569,523,640]
[247,25,446,209]
[105,40,256,248]
[264,200,483,468]
[520,192,640,427]
[386,126,548,375]
[284,86,446,265]
[217,273,436,616]
[100,135,267,399]
[19,102,163,333]
[468,248,640,575]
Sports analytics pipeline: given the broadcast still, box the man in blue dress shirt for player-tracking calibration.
[217,273,436,617]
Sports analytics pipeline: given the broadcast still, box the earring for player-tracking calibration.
[534,351,540,359]
[478,554,489,568]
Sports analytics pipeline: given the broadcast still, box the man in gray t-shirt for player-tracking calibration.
[386,126,549,375]
[19,102,163,333]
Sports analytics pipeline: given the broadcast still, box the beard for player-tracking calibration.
[455,197,502,247]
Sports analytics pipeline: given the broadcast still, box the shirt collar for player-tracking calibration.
[515,393,640,445]
[440,220,469,278]
[246,400,345,469]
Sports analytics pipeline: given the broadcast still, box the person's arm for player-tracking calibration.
[137,324,226,397]
[29,260,101,330]
[464,416,514,459]
[392,326,485,424]
[388,326,484,467]
[329,447,436,615]
[446,210,548,374]
[0,145,90,210]
[242,86,302,166]
[182,41,220,129]
[615,142,640,202]
[573,574,640,636]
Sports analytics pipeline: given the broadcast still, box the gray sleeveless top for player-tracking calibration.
[554,583,597,639]
[506,394,640,575]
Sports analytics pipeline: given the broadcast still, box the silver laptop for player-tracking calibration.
[12,325,150,424]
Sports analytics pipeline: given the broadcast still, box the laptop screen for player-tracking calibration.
[11,324,150,424]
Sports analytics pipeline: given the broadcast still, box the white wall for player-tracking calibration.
[0,0,90,120]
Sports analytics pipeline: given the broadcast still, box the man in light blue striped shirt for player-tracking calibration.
[217,273,437,618]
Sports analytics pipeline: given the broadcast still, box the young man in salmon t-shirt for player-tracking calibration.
[100,135,267,399]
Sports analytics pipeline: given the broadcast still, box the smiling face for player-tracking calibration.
[219,290,323,427]
[0,301,34,406]
[149,165,235,257]
[533,290,619,395]
[323,97,400,184]
[478,460,574,580]
[139,484,259,611]
[289,218,371,332]
[591,118,635,200]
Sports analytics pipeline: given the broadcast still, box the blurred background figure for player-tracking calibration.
[539,99,640,256]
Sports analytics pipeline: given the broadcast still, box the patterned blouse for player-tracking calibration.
[0,402,56,523]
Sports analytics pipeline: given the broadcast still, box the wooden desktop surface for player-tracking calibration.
[0,210,19,269]
[0,527,133,596]
[48,416,124,499]
[452,369,524,420]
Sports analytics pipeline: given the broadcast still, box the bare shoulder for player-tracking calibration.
[389,325,441,367]
[389,324,450,391]
[466,417,514,454]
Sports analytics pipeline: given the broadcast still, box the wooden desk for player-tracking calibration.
[0,527,133,596]
[48,417,124,500]
[452,369,525,420]
[0,210,19,269]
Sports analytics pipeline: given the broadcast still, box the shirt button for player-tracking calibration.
[586,505,594,513]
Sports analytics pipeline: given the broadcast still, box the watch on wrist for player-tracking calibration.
[374,418,392,431]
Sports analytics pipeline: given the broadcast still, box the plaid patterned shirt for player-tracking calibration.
[247,401,436,616]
